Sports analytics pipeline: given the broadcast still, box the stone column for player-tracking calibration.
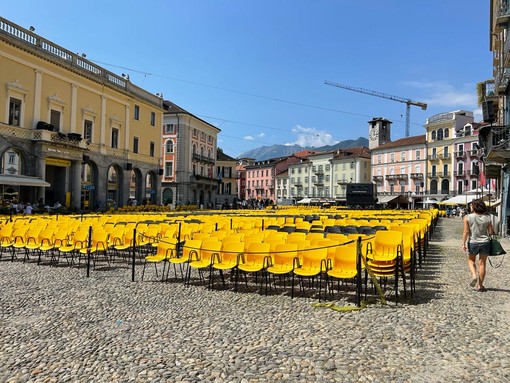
[71,160,82,209]
[38,157,46,202]
[33,70,43,128]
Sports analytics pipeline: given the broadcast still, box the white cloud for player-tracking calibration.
[405,80,477,108]
[243,132,265,141]
[286,125,337,147]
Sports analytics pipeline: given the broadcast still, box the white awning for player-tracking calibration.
[0,174,51,187]
[438,194,477,206]
[378,195,399,204]
[296,198,311,204]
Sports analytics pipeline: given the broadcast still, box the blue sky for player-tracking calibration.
[2,1,492,157]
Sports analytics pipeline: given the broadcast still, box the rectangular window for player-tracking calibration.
[84,120,93,140]
[150,141,155,157]
[390,153,395,163]
[133,137,139,154]
[134,105,140,120]
[111,128,119,148]
[150,112,156,126]
[193,129,198,138]
[164,124,175,134]
[165,161,173,177]
[50,109,61,132]
[377,154,381,164]
[401,151,406,161]
[416,150,420,160]
[8,98,22,126]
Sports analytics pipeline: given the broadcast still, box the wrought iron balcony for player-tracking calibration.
[454,151,466,159]
[479,125,510,164]
[373,175,383,182]
[410,173,424,179]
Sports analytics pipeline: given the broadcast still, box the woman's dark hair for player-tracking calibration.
[471,199,487,214]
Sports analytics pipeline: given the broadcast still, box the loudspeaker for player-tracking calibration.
[158,169,164,175]
[126,163,133,171]
[482,100,495,123]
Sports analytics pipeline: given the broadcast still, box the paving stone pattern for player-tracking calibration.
[1,217,510,382]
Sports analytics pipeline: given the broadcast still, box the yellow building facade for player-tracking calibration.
[0,17,163,211]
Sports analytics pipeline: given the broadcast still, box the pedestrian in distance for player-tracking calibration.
[462,199,494,292]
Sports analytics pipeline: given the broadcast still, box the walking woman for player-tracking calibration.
[462,199,494,291]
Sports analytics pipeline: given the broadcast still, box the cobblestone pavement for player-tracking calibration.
[1,217,510,383]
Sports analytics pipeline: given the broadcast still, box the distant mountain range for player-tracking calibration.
[237,137,369,161]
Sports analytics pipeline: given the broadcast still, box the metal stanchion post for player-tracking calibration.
[86,226,92,277]
[132,227,137,282]
[356,236,362,307]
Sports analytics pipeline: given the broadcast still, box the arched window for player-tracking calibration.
[444,128,449,138]
[165,139,173,153]
[431,130,436,140]
[437,129,444,141]
[200,146,205,157]
[192,144,197,156]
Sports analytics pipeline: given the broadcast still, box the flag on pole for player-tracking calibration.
[479,168,487,188]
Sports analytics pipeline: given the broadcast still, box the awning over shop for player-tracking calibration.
[296,198,312,204]
[377,195,399,204]
[0,174,51,187]
[438,194,478,206]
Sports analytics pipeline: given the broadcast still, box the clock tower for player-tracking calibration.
[368,117,392,149]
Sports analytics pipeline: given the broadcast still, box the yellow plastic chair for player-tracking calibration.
[186,239,222,287]
[168,239,202,282]
[211,241,244,290]
[267,243,299,294]
[142,238,178,281]
[327,245,361,298]
[365,230,405,303]
[293,247,328,299]
[237,242,271,293]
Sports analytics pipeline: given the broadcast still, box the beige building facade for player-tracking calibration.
[0,17,163,210]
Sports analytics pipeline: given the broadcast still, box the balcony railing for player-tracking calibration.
[453,170,466,177]
[496,2,510,28]
[428,155,439,161]
[0,17,161,107]
[396,174,408,180]
[427,172,438,178]
[454,151,466,159]
[385,174,398,180]
[410,173,424,179]
[373,175,383,182]
[438,153,451,160]
[481,125,510,164]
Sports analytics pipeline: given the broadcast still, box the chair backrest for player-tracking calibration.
[272,243,298,265]
[196,239,222,262]
[156,238,177,258]
[306,232,324,242]
[300,247,328,271]
[374,230,403,256]
[245,242,271,263]
[332,245,359,270]
[219,241,245,263]
[182,239,203,259]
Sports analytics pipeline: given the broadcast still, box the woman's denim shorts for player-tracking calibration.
[468,241,491,256]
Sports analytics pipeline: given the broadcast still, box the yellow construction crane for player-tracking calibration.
[324,80,427,137]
